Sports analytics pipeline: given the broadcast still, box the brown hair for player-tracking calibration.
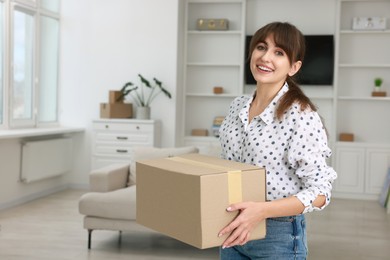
[249,22,317,119]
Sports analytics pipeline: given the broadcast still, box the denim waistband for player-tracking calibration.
[267,214,305,222]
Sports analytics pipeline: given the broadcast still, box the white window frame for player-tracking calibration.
[0,0,7,128]
[9,3,36,128]
[0,0,60,129]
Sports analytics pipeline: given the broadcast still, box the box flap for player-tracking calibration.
[137,153,260,176]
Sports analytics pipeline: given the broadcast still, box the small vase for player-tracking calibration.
[136,106,151,119]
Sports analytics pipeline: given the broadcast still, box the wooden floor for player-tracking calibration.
[0,189,389,259]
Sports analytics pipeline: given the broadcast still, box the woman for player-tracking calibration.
[218,22,337,259]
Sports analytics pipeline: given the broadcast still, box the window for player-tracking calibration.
[0,0,60,129]
[38,15,59,122]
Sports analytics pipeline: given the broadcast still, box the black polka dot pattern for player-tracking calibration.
[219,83,337,213]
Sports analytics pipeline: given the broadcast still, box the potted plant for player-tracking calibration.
[117,74,172,119]
[374,77,383,92]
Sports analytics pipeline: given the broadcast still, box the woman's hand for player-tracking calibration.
[218,201,268,249]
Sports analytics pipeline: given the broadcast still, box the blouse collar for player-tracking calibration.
[239,82,289,126]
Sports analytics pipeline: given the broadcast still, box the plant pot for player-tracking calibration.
[136,106,151,119]
[372,86,386,97]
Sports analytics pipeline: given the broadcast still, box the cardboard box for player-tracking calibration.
[136,153,266,249]
[339,133,354,142]
[213,86,224,94]
[191,129,209,136]
[100,103,133,118]
[109,90,123,103]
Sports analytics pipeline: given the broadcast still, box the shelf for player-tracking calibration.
[335,141,390,149]
[0,126,84,140]
[340,30,390,34]
[187,30,242,35]
[338,96,390,101]
[186,93,238,98]
[187,62,241,67]
[185,135,220,141]
[339,64,390,68]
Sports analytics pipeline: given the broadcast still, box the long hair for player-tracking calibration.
[249,22,317,119]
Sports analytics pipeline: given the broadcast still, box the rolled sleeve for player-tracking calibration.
[289,110,337,213]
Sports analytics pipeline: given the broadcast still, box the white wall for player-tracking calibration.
[246,0,337,34]
[60,0,180,186]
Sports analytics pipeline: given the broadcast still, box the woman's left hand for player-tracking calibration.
[218,201,267,248]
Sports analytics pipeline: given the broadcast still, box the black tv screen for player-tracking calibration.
[244,35,334,86]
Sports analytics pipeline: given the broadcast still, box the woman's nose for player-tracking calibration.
[261,50,271,61]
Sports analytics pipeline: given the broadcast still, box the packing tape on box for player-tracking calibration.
[227,170,242,204]
[167,157,242,204]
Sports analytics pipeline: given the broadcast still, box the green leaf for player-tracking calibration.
[138,74,151,88]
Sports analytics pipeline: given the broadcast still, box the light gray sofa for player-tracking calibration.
[78,146,199,249]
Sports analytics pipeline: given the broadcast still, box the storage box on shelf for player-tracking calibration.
[333,0,390,199]
[91,119,161,170]
[182,0,246,147]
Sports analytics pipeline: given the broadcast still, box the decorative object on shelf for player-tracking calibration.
[196,18,229,31]
[117,74,172,119]
[339,133,354,142]
[212,116,225,137]
[191,129,209,136]
[136,106,151,120]
[213,86,223,94]
[100,90,133,119]
[372,77,386,97]
[352,17,387,31]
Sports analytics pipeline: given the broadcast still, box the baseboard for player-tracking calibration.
[0,184,69,211]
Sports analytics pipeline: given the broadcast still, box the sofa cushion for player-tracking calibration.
[128,146,199,185]
[79,185,136,220]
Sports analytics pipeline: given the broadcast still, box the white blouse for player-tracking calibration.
[219,83,337,213]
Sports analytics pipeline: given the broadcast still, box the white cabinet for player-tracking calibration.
[365,148,390,194]
[181,0,246,144]
[184,136,221,157]
[91,119,161,169]
[334,144,390,199]
[334,146,365,195]
[333,0,390,198]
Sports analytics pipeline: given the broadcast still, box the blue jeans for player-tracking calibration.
[219,215,307,260]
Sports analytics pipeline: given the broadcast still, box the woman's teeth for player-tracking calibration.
[258,65,273,72]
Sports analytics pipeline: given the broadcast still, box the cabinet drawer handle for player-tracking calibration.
[116,149,128,153]
[116,136,128,140]
[136,126,140,130]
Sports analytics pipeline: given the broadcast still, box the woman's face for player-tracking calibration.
[250,35,301,88]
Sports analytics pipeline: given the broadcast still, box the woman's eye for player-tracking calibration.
[275,50,284,56]
[256,44,266,51]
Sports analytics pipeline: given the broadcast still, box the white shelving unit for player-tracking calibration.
[182,0,246,153]
[333,0,390,199]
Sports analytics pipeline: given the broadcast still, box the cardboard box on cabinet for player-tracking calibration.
[100,103,133,119]
[109,90,123,103]
[136,153,266,249]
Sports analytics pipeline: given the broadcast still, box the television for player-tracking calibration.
[244,35,334,86]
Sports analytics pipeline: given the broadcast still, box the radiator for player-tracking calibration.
[20,137,73,183]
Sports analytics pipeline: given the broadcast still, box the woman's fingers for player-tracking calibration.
[222,226,249,248]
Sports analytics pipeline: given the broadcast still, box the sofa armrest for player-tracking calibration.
[89,163,130,192]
